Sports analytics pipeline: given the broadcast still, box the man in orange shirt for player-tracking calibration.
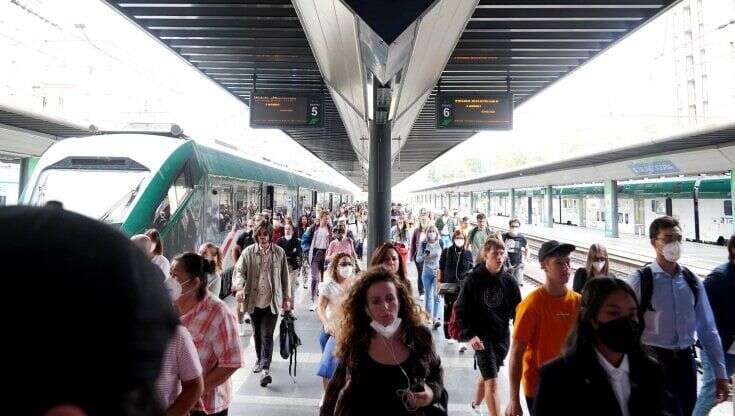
[505,240,582,416]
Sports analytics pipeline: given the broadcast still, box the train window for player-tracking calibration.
[152,160,196,230]
[651,200,666,215]
[725,200,732,216]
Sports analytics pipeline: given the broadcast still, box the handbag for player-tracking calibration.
[438,282,460,296]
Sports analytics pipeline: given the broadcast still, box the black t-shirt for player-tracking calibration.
[236,230,254,249]
[502,233,527,267]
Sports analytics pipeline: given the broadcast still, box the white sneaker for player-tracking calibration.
[469,401,483,415]
[238,322,246,337]
[446,338,457,344]
[458,343,468,353]
[317,394,324,408]
[419,294,425,302]
[309,303,316,312]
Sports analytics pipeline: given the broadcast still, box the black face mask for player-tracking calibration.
[596,317,640,354]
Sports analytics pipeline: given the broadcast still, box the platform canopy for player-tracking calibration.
[0,107,94,159]
[106,0,679,187]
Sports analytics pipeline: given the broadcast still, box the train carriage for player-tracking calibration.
[21,133,351,258]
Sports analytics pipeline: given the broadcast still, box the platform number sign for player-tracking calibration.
[436,92,513,130]
[250,92,324,128]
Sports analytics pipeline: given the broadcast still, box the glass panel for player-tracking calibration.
[30,168,148,225]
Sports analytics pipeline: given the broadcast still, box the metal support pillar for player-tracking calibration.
[578,196,586,227]
[509,188,516,220]
[545,185,554,227]
[731,170,735,234]
[18,156,39,202]
[367,121,392,256]
[486,190,492,217]
[604,179,619,238]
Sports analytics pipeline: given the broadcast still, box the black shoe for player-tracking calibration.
[252,363,263,373]
[260,370,272,387]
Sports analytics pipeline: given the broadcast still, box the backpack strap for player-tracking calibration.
[680,266,700,308]
[638,266,655,325]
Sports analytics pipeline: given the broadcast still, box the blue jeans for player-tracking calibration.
[693,350,735,416]
[440,235,450,248]
[421,267,441,321]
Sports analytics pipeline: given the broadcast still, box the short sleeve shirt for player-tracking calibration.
[318,279,348,325]
[502,233,527,267]
[181,293,243,414]
[512,287,581,398]
[155,325,203,408]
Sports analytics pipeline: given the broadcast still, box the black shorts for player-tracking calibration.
[475,339,509,380]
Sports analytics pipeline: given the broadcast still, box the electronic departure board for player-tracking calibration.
[249,92,323,128]
[436,93,513,130]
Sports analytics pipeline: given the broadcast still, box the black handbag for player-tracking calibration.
[438,282,460,296]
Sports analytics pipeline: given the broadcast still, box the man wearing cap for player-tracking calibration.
[505,240,581,416]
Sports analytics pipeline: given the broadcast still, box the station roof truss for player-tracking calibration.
[0,107,93,139]
[413,123,735,193]
[106,0,679,187]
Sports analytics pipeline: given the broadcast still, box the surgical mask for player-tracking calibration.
[596,317,640,354]
[427,232,437,240]
[454,239,465,248]
[370,317,402,339]
[338,265,354,278]
[509,229,519,237]
[285,233,293,240]
[662,241,681,262]
[164,277,181,301]
[592,261,606,272]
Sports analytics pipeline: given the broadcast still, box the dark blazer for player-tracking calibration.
[534,344,678,416]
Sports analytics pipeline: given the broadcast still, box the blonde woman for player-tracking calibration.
[572,243,612,293]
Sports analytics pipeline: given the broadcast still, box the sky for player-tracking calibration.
[0,0,360,193]
[1,0,733,200]
[393,0,735,195]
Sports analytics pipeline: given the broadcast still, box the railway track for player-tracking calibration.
[488,226,711,286]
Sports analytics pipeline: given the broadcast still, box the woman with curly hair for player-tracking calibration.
[369,242,412,293]
[320,267,447,416]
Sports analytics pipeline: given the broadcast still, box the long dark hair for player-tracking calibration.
[565,277,645,356]
[369,242,410,291]
[172,252,215,301]
[335,266,425,360]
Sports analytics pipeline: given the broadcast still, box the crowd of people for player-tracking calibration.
[13,200,734,416]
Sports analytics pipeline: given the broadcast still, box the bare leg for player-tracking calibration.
[484,378,500,416]
[473,376,485,408]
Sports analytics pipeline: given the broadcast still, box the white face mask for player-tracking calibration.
[427,232,437,240]
[454,239,465,248]
[164,277,182,301]
[509,229,519,237]
[662,241,682,262]
[285,233,293,240]
[338,265,354,278]
[370,317,402,339]
[419,232,426,242]
[592,261,605,272]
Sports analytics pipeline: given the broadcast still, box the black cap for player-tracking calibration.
[538,240,576,262]
[3,206,177,413]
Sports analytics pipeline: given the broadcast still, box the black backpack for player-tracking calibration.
[279,311,301,379]
[637,264,699,326]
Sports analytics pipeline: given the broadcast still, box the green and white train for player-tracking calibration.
[20,133,352,257]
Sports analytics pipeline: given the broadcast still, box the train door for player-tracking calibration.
[265,185,275,211]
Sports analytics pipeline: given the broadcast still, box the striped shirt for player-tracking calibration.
[155,325,203,409]
[181,293,243,413]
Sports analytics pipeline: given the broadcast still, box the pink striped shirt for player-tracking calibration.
[181,293,243,414]
[155,325,203,409]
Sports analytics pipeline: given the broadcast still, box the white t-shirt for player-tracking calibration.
[313,226,330,250]
[318,279,348,325]
[152,255,171,279]
[156,325,203,409]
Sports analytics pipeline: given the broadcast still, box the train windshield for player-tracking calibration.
[30,169,148,225]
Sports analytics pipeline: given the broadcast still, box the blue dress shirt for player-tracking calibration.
[627,260,727,379]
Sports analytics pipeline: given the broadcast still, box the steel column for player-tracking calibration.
[545,185,554,227]
[367,120,392,256]
[604,179,619,238]
[510,188,516,220]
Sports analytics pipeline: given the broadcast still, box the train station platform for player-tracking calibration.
[487,215,728,277]
[223,261,536,416]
